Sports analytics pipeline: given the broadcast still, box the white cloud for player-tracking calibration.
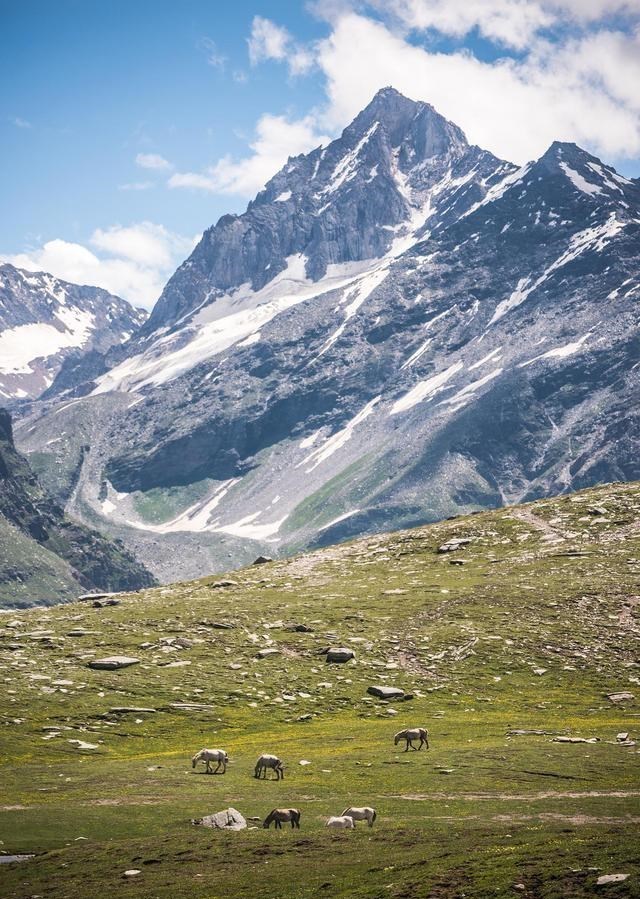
[12,116,32,129]
[248,15,315,75]
[169,114,330,196]
[198,36,226,69]
[1,223,197,309]
[309,12,640,163]
[135,152,172,171]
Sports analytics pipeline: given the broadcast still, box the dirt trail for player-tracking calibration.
[387,790,640,802]
[511,507,565,542]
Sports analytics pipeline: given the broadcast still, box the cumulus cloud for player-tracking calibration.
[11,116,32,129]
[135,152,172,171]
[309,13,640,163]
[248,15,315,75]
[1,223,197,308]
[118,181,154,191]
[169,113,330,196]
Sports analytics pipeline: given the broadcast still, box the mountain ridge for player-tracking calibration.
[0,263,146,402]
[12,88,640,588]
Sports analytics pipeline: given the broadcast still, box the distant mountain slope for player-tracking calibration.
[0,408,156,607]
[16,88,640,583]
[0,264,146,401]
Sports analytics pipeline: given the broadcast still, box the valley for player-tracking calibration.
[1,481,638,897]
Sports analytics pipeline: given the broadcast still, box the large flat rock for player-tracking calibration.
[88,656,140,670]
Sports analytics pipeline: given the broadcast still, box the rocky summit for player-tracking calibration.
[13,87,640,587]
[0,264,146,403]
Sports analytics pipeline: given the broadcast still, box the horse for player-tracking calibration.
[326,815,354,829]
[191,748,228,774]
[394,727,429,751]
[254,753,285,780]
[263,808,301,829]
[341,806,376,827]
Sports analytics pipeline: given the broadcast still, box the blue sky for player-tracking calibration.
[2,0,639,307]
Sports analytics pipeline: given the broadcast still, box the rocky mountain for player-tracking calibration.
[14,88,640,584]
[0,408,156,607]
[0,264,146,401]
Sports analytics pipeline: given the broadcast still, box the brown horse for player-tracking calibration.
[263,808,301,829]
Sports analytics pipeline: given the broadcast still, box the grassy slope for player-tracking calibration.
[0,481,639,898]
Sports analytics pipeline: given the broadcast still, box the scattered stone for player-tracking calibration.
[192,808,246,831]
[607,692,635,703]
[287,624,313,632]
[210,580,238,589]
[587,506,608,516]
[449,559,466,566]
[168,702,214,711]
[253,556,273,565]
[123,870,141,878]
[68,739,99,750]
[616,732,630,742]
[552,736,599,744]
[507,730,563,736]
[367,685,405,700]
[297,714,313,721]
[533,668,548,676]
[596,874,629,886]
[437,538,472,554]
[88,656,140,670]
[382,589,407,595]
[299,759,311,766]
[207,621,235,629]
[92,598,120,608]
[256,648,280,659]
[108,707,156,715]
[326,647,355,664]
[78,592,120,602]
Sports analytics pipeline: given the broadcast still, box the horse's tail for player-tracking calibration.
[293,809,301,826]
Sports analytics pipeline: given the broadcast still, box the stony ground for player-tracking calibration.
[0,481,639,898]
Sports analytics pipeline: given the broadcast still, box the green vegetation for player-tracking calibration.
[1,481,639,897]
[131,480,214,525]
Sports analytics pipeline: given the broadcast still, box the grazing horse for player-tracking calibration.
[394,727,429,752]
[341,806,376,827]
[254,753,285,780]
[263,808,301,829]
[326,815,354,829]
[191,748,228,774]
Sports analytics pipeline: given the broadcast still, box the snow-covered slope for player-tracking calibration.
[0,265,146,401]
[16,89,640,583]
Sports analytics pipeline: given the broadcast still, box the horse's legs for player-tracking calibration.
[205,760,211,773]
[404,741,409,752]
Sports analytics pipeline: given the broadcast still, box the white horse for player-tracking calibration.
[254,753,285,780]
[326,815,354,829]
[263,808,301,829]
[341,806,376,827]
[394,727,429,751]
[191,748,228,774]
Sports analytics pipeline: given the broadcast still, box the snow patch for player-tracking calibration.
[391,362,464,415]
[301,396,381,471]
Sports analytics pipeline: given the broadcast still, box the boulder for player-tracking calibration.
[326,647,355,664]
[437,538,472,554]
[210,580,237,589]
[607,691,635,703]
[367,685,405,699]
[88,656,140,670]
[596,874,628,886]
[253,555,274,565]
[256,648,280,659]
[192,808,246,831]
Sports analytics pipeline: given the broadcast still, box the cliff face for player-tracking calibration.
[0,408,156,607]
